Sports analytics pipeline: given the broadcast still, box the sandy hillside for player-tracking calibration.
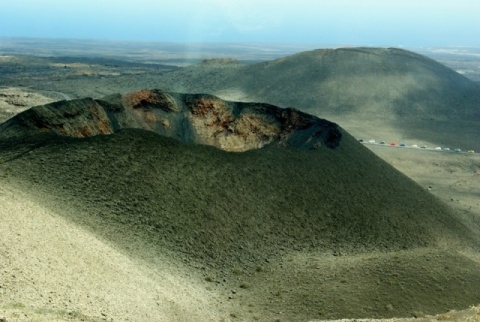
[0,181,227,321]
[313,305,480,322]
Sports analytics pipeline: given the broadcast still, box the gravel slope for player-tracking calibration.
[0,181,224,321]
[1,128,479,321]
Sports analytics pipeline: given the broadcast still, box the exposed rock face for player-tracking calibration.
[0,89,342,151]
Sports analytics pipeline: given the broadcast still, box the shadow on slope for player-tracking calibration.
[0,182,222,321]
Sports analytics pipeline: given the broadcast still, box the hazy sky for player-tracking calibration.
[1,0,479,46]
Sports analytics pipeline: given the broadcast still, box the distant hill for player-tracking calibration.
[0,90,479,320]
[153,48,480,149]
[241,48,479,119]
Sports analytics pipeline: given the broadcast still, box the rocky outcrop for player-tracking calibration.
[0,89,342,151]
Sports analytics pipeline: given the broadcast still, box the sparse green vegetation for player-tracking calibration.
[232,268,245,275]
[205,276,214,282]
[239,282,251,289]
[3,302,26,310]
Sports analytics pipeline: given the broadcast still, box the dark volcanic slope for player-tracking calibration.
[242,48,480,119]
[0,89,477,262]
[0,91,479,320]
[160,48,480,120]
